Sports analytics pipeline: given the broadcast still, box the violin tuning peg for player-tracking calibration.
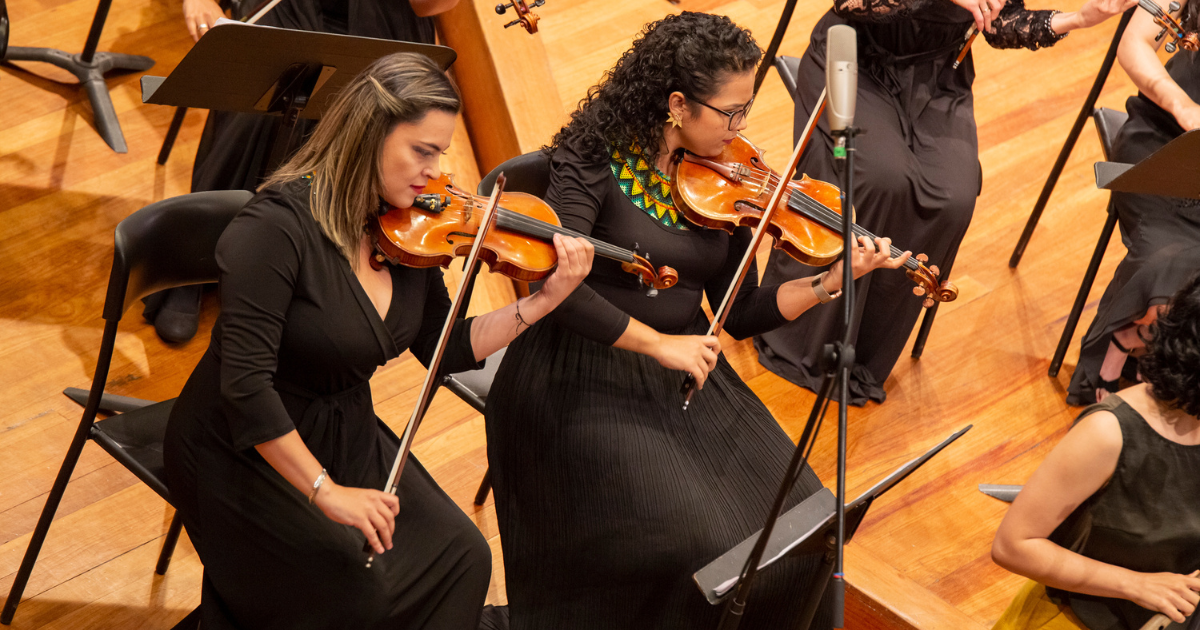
[1170,1,1180,11]
[1167,41,1178,53]
[913,286,926,297]
[923,298,935,308]
[916,253,929,263]
[495,2,511,13]
[930,265,940,276]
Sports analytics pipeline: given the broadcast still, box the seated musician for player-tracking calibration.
[991,273,1200,630]
[163,52,593,629]
[482,12,910,630]
[1067,0,1200,405]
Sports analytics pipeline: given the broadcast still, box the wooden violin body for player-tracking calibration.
[672,136,853,268]
[672,135,958,307]
[371,174,679,291]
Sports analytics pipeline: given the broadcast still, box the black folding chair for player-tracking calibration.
[1048,107,1128,377]
[441,151,551,505]
[1,190,253,628]
[770,55,940,358]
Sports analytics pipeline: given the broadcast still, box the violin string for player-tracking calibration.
[390,201,635,263]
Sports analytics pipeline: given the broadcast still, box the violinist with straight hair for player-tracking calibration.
[163,52,593,629]
[484,12,908,630]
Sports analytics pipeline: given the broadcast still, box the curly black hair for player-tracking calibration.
[1139,272,1200,417]
[546,11,760,167]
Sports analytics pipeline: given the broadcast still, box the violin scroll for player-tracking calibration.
[496,0,545,33]
[907,253,959,308]
[622,254,679,296]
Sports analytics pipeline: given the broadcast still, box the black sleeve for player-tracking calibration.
[543,144,633,346]
[833,0,931,22]
[983,0,1065,50]
[408,267,482,375]
[705,226,788,341]
[215,197,306,451]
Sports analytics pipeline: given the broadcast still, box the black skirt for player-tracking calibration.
[485,317,833,630]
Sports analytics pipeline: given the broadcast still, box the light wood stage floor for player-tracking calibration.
[0,0,1159,627]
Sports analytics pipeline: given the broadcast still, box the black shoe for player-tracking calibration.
[152,285,203,343]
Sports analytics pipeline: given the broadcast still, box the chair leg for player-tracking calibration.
[474,468,492,506]
[158,107,189,165]
[1049,204,1119,377]
[1,410,100,624]
[156,511,185,575]
[1008,9,1132,268]
[911,301,940,359]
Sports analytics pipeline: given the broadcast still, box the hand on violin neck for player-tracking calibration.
[832,235,910,284]
[533,234,595,310]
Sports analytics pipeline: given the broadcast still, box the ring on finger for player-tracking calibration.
[199,22,209,29]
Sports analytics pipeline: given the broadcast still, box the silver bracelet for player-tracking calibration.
[309,468,328,504]
[812,271,843,304]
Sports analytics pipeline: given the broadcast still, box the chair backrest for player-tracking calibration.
[1092,107,1129,162]
[103,190,254,322]
[774,55,802,102]
[477,151,552,197]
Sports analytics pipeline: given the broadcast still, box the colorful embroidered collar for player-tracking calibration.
[610,141,689,230]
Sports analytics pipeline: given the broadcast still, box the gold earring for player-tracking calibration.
[667,112,682,128]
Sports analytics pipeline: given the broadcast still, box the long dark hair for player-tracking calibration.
[1139,272,1200,416]
[546,11,760,166]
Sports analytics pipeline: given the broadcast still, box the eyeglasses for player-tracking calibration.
[690,96,754,130]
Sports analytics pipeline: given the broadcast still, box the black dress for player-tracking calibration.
[1046,396,1200,629]
[163,179,491,629]
[484,142,833,630]
[1065,50,1200,405]
[756,0,1067,405]
[189,0,434,193]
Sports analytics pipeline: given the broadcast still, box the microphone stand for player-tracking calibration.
[714,127,860,630]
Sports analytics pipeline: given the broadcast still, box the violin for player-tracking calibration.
[670,135,958,307]
[495,0,545,33]
[1138,0,1199,52]
[370,173,678,295]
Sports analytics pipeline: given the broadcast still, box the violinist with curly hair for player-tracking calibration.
[484,12,909,630]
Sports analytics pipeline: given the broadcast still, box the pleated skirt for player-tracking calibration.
[485,318,833,630]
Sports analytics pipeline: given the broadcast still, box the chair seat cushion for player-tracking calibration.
[90,398,176,503]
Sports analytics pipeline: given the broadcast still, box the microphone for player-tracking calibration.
[825,24,858,134]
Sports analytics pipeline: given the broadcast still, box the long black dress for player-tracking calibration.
[756,0,1068,405]
[190,0,434,193]
[485,142,833,630]
[1065,49,1200,405]
[163,179,491,629]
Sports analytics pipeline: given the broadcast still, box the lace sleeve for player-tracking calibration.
[833,0,931,22]
[982,0,1067,50]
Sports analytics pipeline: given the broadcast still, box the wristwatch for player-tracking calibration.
[812,271,842,304]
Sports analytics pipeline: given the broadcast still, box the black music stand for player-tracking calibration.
[1094,128,1200,198]
[695,425,971,630]
[141,21,455,177]
[0,0,154,153]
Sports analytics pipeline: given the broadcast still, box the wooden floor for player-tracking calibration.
[0,0,1158,627]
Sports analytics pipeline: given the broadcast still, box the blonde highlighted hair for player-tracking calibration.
[264,52,461,266]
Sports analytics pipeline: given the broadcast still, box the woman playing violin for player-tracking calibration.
[484,13,907,630]
[1067,0,1200,405]
[755,0,1137,406]
[162,52,593,629]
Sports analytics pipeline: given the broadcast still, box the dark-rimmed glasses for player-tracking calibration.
[690,96,754,130]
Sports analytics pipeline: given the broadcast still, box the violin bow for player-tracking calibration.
[365,174,507,567]
[680,89,828,410]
